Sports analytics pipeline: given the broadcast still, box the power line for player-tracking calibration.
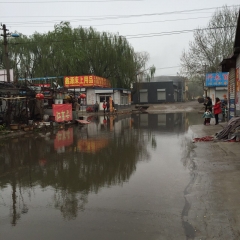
[0,0,143,3]
[6,25,234,44]
[6,16,212,28]
[2,5,240,24]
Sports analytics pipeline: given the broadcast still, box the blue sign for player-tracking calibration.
[205,72,228,87]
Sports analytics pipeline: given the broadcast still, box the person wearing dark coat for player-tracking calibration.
[203,97,212,125]
[203,97,212,112]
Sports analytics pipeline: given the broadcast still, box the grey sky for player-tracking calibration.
[1,0,240,77]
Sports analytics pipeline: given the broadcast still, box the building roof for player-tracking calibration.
[152,76,185,82]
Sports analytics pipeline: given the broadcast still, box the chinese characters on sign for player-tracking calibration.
[205,72,228,87]
[64,75,111,88]
[52,104,72,122]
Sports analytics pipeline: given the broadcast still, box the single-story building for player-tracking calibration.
[86,87,131,111]
[205,72,228,105]
[132,76,186,104]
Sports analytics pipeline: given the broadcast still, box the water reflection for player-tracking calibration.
[0,114,152,225]
[132,112,203,133]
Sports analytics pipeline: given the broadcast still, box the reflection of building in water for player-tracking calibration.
[132,113,188,133]
[75,115,133,153]
[86,115,133,137]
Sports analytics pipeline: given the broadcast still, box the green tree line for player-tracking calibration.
[1,22,152,88]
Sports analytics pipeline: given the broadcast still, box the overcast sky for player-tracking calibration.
[1,0,240,77]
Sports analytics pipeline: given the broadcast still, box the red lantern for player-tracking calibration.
[36,93,44,99]
[79,93,86,99]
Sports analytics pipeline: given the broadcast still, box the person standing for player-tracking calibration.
[106,100,110,112]
[203,97,212,112]
[203,97,212,125]
[103,101,107,114]
[202,109,214,125]
[213,97,222,125]
[94,101,99,112]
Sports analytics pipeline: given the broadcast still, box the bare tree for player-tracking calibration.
[134,52,155,82]
[180,6,239,87]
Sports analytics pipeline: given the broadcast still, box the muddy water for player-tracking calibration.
[0,112,201,240]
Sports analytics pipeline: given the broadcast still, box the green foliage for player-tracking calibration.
[6,22,143,88]
[0,124,6,132]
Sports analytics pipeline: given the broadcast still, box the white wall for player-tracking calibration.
[0,69,14,82]
[86,89,96,105]
[113,91,120,105]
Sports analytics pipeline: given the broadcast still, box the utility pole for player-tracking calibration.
[1,24,11,82]
[204,64,208,98]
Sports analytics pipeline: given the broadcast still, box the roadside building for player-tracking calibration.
[205,72,228,105]
[132,76,186,104]
[86,88,131,111]
[220,10,240,118]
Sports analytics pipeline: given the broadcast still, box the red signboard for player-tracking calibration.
[52,104,72,122]
[236,68,240,92]
[54,128,73,150]
[64,75,111,88]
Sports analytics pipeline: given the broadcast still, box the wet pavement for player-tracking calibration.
[0,110,240,240]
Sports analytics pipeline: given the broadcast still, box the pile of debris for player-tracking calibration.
[215,117,240,141]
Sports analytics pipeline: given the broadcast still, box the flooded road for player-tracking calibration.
[0,113,202,240]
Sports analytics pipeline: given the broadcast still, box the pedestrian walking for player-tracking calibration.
[213,97,222,125]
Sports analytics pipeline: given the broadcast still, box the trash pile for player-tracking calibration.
[193,136,214,142]
[215,117,240,142]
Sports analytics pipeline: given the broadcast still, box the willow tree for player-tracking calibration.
[180,6,239,90]
[6,22,146,88]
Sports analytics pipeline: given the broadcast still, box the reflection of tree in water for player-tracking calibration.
[0,125,150,223]
[53,190,88,220]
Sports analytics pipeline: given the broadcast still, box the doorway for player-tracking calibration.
[99,95,111,110]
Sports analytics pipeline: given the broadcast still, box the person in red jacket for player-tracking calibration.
[102,101,107,114]
[213,97,222,125]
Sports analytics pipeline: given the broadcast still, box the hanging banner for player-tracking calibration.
[64,75,111,88]
[205,72,228,87]
[52,104,72,122]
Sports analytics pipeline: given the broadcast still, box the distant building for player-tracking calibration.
[132,76,186,104]
[0,69,14,82]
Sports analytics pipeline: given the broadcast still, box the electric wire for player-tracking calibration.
[6,25,236,44]
[2,5,239,24]
[5,16,212,28]
[0,0,144,3]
